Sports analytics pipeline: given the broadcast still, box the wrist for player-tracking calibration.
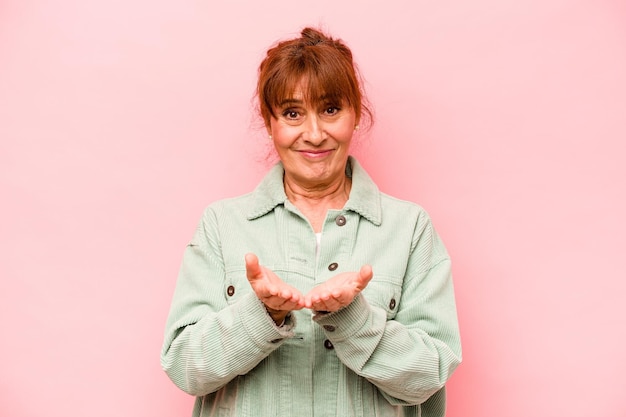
[265,306,289,325]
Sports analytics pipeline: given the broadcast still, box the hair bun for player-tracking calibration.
[300,27,331,46]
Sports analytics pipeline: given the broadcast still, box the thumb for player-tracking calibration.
[357,264,373,289]
[245,253,262,280]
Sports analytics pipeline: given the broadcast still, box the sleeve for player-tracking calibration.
[160,208,295,396]
[313,213,462,405]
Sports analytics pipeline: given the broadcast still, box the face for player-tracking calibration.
[268,87,358,190]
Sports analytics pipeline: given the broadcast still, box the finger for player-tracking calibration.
[278,283,302,300]
[359,264,373,280]
[329,289,352,306]
[356,264,374,289]
[308,290,331,306]
[309,299,328,311]
[280,298,305,311]
[311,298,341,312]
[277,288,292,300]
[294,297,306,309]
[267,293,302,311]
[319,290,332,301]
[245,253,262,280]
[287,289,303,305]
[265,284,281,297]
[304,293,321,309]
[324,297,343,311]
[330,288,344,298]
[267,285,302,304]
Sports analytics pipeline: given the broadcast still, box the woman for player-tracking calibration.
[161,27,461,417]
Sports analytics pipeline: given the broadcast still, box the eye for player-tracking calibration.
[282,109,302,120]
[322,106,341,116]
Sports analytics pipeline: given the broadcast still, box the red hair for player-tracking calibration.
[257,27,372,129]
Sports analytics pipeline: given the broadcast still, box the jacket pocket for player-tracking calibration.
[361,276,402,319]
[223,269,254,305]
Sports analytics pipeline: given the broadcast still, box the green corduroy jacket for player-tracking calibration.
[161,157,461,417]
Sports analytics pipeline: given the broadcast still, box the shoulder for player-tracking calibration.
[195,162,286,229]
[199,192,256,224]
[379,192,432,228]
[378,192,448,260]
[206,192,255,211]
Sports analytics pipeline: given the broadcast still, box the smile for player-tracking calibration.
[298,149,334,159]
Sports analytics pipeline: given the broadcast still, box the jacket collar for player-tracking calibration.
[247,156,382,226]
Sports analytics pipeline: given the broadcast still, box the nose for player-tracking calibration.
[303,114,324,145]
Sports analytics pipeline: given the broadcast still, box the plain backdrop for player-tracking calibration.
[1,1,625,416]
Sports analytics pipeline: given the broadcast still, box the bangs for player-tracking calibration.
[261,47,361,117]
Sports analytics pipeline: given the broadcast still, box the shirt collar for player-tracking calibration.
[246,156,382,226]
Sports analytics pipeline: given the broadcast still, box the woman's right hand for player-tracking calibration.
[245,253,305,324]
[304,264,373,312]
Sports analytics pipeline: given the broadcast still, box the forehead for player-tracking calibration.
[275,79,345,107]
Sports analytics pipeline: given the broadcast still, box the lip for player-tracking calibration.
[297,149,334,159]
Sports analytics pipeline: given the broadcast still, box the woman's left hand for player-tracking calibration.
[304,264,373,312]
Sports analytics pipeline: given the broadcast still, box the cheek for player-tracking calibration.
[335,114,357,143]
[269,121,290,145]
[335,126,355,144]
[272,128,297,148]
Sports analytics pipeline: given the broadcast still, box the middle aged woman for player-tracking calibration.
[161,27,462,417]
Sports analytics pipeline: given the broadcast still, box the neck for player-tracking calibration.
[284,173,351,207]
[284,174,351,233]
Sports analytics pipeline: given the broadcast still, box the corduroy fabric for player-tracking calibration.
[161,157,461,417]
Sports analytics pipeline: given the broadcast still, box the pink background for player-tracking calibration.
[2,1,625,416]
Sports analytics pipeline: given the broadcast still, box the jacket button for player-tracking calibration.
[324,339,334,350]
[335,215,347,226]
[323,325,336,332]
[328,262,338,271]
[389,298,396,310]
[227,285,235,296]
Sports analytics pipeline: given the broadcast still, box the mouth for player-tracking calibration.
[298,149,334,159]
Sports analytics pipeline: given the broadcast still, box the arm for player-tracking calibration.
[160,209,296,396]
[313,219,462,405]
